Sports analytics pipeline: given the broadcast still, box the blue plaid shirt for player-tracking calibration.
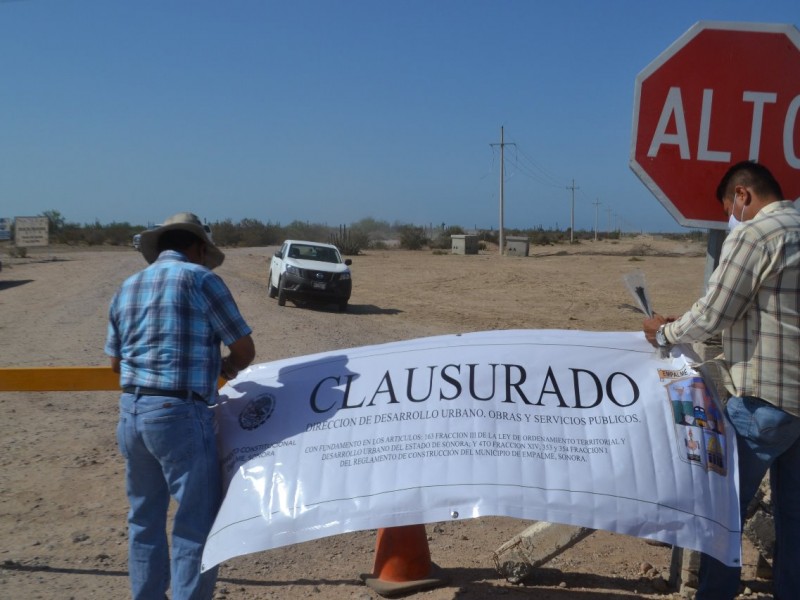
[105,250,252,398]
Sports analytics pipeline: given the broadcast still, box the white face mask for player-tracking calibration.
[727,193,747,231]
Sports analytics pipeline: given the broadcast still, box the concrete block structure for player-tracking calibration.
[505,236,529,256]
[451,234,479,255]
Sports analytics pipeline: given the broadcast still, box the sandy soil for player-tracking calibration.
[0,237,771,599]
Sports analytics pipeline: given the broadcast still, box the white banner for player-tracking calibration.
[203,330,740,571]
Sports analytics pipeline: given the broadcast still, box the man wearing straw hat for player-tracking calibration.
[106,212,255,600]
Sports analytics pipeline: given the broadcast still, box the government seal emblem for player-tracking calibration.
[238,393,276,431]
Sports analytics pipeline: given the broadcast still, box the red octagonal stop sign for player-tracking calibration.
[631,21,800,229]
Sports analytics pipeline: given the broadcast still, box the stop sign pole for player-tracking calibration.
[631,21,800,230]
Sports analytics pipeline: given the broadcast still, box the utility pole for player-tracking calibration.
[490,127,515,255]
[606,207,613,234]
[593,198,601,241]
[566,179,579,243]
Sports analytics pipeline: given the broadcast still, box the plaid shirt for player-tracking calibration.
[666,201,800,415]
[105,250,252,398]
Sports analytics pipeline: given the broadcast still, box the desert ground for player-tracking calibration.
[0,237,772,599]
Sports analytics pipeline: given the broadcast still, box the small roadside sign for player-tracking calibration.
[14,216,49,247]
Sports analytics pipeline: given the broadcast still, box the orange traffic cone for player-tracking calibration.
[360,525,449,597]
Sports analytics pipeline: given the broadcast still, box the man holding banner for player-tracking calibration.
[106,212,255,600]
[643,161,800,600]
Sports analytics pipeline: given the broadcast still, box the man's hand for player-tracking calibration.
[643,314,668,347]
[221,334,256,380]
[220,356,239,380]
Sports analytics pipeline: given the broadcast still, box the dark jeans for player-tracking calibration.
[697,396,800,600]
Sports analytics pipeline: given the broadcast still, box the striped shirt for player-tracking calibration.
[665,201,800,416]
[105,250,252,398]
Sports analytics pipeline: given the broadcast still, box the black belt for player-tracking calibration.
[123,386,206,403]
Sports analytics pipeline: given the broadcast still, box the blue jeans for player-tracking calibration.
[697,396,800,600]
[117,392,222,600]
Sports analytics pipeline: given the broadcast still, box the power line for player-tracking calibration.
[485,133,645,233]
[504,148,565,188]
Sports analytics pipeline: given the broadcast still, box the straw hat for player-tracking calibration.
[139,212,224,269]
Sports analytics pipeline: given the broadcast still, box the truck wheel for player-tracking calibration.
[277,279,287,306]
[268,270,277,298]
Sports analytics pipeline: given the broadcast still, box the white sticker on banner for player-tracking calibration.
[202,330,740,571]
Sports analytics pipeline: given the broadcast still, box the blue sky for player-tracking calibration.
[1,1,797,233]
